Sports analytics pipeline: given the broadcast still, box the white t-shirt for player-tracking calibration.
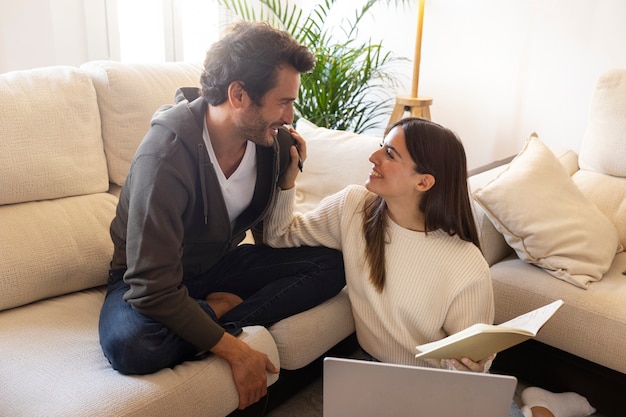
[202,121,257,227]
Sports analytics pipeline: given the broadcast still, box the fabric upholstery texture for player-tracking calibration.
[473,133,621,289]
[0,65,356,416]
[575,68,626,249]
[573,170,626,248]
[4,60,624,416]
[294,118,381,213]
[469,164,514,266]
[490,251,626,374]
[0,287,279,417]
[579,69,626,177]
[0,193,117,311]
[469,148,580,267]
[0,66,109,205]
[469,68,626,380]
[269,288,354,370]
[81,61,202,186]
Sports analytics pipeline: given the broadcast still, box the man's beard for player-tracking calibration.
[237,105,277,147]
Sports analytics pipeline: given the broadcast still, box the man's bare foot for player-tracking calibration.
[206,292,243,318]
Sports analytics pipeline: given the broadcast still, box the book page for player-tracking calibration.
[415,299,564,361]
[498,299,563,335]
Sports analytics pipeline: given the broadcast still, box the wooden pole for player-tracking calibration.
[412,0,425,98]
[387,0,432,125]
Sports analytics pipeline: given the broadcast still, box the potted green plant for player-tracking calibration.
[217,0,406,133]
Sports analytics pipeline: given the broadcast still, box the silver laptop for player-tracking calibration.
[323,357,517,417]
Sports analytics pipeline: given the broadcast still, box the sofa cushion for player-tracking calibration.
[578,69,626,178]
[0,287,279,417]
[265,120,367,369]
[269,288,354,370]
[469,164,514,266]
[573,170,626,249]
[0,193,117,311]
[81,61,203,187]
[575,68,626,248]
[294,118,381,213]
[0,66,109,205]
[472,133,621,289]
[468,148,580,267]
[490,251,626,374]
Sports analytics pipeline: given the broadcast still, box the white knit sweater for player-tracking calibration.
[265,185,494,368]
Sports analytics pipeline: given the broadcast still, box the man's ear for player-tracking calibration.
[228,81,246,109]
[415,174,435,192]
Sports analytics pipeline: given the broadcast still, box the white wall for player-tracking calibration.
[369,0,626,169]
[0,0,90,71]
[1,0,625,169]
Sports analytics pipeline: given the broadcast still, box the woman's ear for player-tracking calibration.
[415,174,435,192]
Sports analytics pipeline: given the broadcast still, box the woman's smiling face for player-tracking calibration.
[365,126,421,200]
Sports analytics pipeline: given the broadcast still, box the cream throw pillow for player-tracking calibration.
[294,118,381,213]
[473,133,621,289]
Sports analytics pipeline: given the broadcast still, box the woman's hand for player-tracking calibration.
[449,354,495,373]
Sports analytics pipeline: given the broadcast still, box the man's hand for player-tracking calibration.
[210,333,280,410]
[277,126,306,191]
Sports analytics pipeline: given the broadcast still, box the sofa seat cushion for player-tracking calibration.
[0,193,118,310]
[269,288,354,370]
[0,288,279,417]
[490,251,626,374]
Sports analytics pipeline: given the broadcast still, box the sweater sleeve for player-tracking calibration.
[264,185,360,250]
[443,270,494,336]
[439,254,494,369]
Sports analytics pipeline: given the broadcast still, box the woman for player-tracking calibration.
[266,117,595,417]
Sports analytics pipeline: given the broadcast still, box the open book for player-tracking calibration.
[415,299,564,362]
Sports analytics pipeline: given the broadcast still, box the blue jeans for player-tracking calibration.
[99,244,345,374]
[510,401,524,417]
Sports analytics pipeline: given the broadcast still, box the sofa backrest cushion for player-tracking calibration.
[0,194,117,311]
[575,68,626,248]
[0,66,109,205]
[294,118,381,213]
[0,65,117,311]
[579,69,626,177]
[81,61,203,187]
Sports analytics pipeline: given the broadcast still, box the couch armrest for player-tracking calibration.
[469,165,515,266]
[468,155,515,177]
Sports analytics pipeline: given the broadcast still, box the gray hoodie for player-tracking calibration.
[109,87,290,351]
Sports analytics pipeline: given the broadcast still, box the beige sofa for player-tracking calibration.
[0,61,358,417]
[469,69,626,417]
[3,59,624,416]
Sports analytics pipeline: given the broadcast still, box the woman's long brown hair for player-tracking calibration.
[362,117,480,292]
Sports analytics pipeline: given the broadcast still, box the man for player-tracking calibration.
[98,21,345,410]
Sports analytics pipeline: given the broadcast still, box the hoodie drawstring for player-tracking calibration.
[197,144,208,225]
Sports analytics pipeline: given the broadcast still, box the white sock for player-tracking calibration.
[521,386,596,417]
